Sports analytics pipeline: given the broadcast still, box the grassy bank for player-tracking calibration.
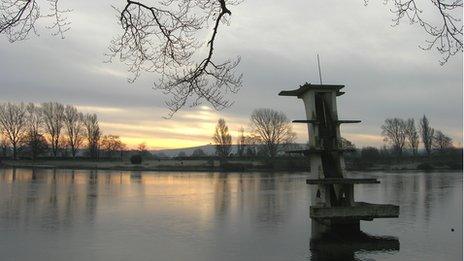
[1,154,461,172]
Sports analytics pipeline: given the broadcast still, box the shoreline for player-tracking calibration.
[0,159,461,173]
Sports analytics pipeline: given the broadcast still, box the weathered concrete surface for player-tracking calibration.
[310,202,400,220]
[306,178,380,184]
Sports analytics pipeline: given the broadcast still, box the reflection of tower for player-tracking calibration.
[279,83,399,239]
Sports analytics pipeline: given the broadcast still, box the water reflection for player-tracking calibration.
[0,168,462,261]
[310,233,399,261]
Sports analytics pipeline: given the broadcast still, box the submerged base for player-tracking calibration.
[310,231,400,261]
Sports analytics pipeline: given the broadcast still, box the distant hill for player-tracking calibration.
[151,145,216,157]
[151,143,306,157]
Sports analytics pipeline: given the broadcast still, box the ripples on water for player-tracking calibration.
[0,168,462,261]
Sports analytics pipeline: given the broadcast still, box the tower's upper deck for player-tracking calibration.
[278,83,345,98]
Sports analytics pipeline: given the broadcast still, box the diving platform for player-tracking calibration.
[278,82,399,240]
[310,202,400,220]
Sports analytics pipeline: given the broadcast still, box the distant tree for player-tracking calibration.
[0,134,9,157]
[236,127,246,157]
[360,147,381,161]
[177,151,187,158]
[381,118,407,157]
[101,135,124,158]
[244,135,258,157]
[0,102,27,159]
[340,137,356,150]
[137,142,148,153]
[191,148,206,157]
[250,108,296,158]
[64,105,84,158]
[419,115,435,157]
[25,103,51,158]
[405,118,419,157]
[130,154,142,164]
[83,113,101,159]
[433,130,453,152]
[212,118,232,158]
[25,103,45,159]
[25,132,48,160]
[41,102,65,157]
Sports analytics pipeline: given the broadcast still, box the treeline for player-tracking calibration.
[0,102,127,160]
[345,115,461,170]
[380,115,454,157]
[211,108,298,159]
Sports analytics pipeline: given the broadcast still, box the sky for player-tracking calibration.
[0,0,462,150]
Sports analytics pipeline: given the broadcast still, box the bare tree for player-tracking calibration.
[0,102,27,159]
[3,1,459,118]
[212,118,232,158]
[1,0,242,116]
[419,115,434,157]
[365,0,462,64]
[405,118,419,157]
[433,130,453,152]
[100,135,124,158]
[381,118,407,157]
[0,132,9,157]
[41,102,65,157]
[64,105,83,158]
[83,113,101,159]
[249,108,296,158]
[25,103,47,159]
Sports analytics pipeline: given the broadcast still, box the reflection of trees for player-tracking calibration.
[0,168,101,230]
[211,172,297,225]
[213,173,230,218]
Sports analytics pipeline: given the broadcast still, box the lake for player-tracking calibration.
[0,168,462,261]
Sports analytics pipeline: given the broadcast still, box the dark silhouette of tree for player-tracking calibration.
[25,103,46,159]
[360,146,381,161]
[365,0,462,64]
[137,142,147,153]
[213,118,232,158]
[419,115,434,157]
[2,1,459,117]
[101,135,124,158]
[0,133,9,157]
[340,137,356,150]
[0,0,242,117]
[0,102,27,159]
[64,105,84,158]
[381,118,407,157]
[433,130,453,152]
[25,132,48,160]
[245,135,258,157]
[83,113,101,159]
[405,118,419,157]
[249,108,296,158]
[41,102,65,157]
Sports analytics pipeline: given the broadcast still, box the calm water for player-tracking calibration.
[0,168,462,261]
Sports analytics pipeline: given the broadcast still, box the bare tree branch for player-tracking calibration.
[107,0,242,117]
[366,0,463,64]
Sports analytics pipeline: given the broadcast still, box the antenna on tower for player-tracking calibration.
[317,54,323,85]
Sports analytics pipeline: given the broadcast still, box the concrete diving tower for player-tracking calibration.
[279,83,399,239]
